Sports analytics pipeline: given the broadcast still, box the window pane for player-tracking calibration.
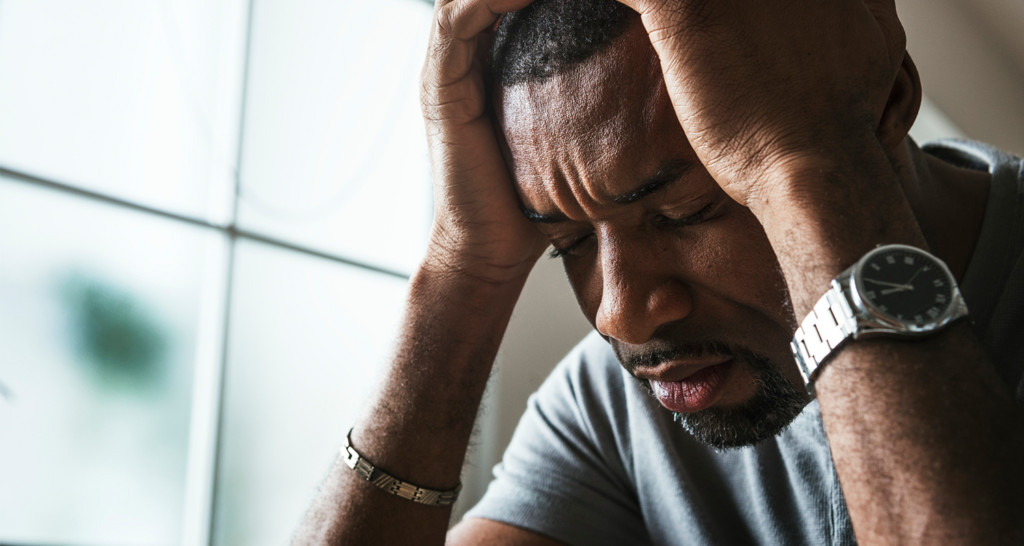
[0,177,226,544]
[237,0,433,274]
[0,0,247,223]
[213,240,407,546]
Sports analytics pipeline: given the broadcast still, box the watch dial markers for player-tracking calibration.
[857,246,957,326]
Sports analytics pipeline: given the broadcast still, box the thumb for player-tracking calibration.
[863,0,907,69]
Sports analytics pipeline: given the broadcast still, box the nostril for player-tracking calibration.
[596,277,694,346]
[595,293,648,345]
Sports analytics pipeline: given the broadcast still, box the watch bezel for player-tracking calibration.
[847,244,967,337]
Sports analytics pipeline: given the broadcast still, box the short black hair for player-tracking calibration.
[491,0,636,87]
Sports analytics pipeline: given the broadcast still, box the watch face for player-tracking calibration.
[853,245,957,327]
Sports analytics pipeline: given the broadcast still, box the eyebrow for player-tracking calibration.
[521,159,694,223]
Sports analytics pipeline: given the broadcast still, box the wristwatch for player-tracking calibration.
[791,244,969,395]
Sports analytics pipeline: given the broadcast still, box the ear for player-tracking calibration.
[877,53,923,150]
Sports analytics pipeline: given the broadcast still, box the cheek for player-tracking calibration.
[703,213,772,277]
[705,210,794,327]
[573,216,789,321]
[558,207,794,333]
[563,256,603,329]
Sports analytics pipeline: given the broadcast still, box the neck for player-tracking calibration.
[899,140,991,280]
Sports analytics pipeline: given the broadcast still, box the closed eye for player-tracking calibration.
[654,201,717,228]
[549,233,594,259]
[549,200,721,259]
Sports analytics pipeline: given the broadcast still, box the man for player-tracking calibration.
[295,0,1023,543]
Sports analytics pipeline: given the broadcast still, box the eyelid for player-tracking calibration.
[549,233,593,259]
[548,192,725,259]
[657,201,715,226]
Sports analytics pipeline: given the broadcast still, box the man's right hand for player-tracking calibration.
[293,3,555,543]
[420,0,548,284]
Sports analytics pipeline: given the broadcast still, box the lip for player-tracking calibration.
[646,359,735,413]
[639,354,734,383]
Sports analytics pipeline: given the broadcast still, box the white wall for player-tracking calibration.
[899,0,1024,154]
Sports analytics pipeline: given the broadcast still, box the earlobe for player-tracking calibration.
[877,53,923,150]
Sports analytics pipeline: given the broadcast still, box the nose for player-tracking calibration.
[593,234,692,345]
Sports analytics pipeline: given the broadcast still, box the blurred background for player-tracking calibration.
[0,0,1021,544]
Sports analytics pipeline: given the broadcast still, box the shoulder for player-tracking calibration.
[464,332,655,544]
[539,331,628,407]
[925,140,1024,397]
[526,331,638,466]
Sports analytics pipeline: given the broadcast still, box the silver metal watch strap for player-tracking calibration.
[790,279,856,395]
[342,428,461,507]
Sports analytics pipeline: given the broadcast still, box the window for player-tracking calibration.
[0,0,432,544]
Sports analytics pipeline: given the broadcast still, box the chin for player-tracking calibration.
[643,355,809,449]
[671,394,807,450]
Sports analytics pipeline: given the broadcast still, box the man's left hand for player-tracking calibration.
[613,0,907,210]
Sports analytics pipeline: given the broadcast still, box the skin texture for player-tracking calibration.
[498,25,803,415]
[497,27,812,448]
[293,0,1023,544]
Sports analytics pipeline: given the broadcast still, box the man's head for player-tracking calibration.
[491,1,810,448]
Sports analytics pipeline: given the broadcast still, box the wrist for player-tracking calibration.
[746,134,888,219]
[746,140,927,316]
[411,245,536,324]
[420,233,542,288]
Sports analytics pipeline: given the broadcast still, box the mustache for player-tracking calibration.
[619,340,767,375]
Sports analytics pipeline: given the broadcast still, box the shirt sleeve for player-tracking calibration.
[464,333,651,545]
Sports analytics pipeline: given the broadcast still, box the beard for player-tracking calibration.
[623,342,808,449]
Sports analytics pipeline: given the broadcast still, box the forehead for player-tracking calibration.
[496,22,688,215]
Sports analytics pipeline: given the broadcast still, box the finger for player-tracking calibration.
[424,0,535,90]
[435,0,534,42]
[862,0,907,62]
[861,0,897,16]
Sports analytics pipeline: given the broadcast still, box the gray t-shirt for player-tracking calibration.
[465,139,1024,545]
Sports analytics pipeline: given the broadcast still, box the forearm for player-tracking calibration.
[819,327,1023,543]
[293,255,532,545]
[756,138,1024,544]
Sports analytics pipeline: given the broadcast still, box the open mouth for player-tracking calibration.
[646,359,736,413]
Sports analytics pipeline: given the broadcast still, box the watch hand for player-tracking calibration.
[881,287,913,295]
[904,266,926,286]
[864,278,914,290]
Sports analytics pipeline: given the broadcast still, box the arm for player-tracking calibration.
[758,139,1024,545]
[292,265,527,544]
[292,0,556,543]
[615,0,1024,542]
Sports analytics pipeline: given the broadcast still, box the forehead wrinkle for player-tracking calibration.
[505,87,619,222]
[512,93,591,221]
[521,76,646,216]
[545,162,590,221]
[500,21,670,221]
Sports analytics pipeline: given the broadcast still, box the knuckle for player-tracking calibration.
[434,2,459,37]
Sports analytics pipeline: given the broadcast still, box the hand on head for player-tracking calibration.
[612,0,913,208]
[422,0,920,285]
[421,0,549,284]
